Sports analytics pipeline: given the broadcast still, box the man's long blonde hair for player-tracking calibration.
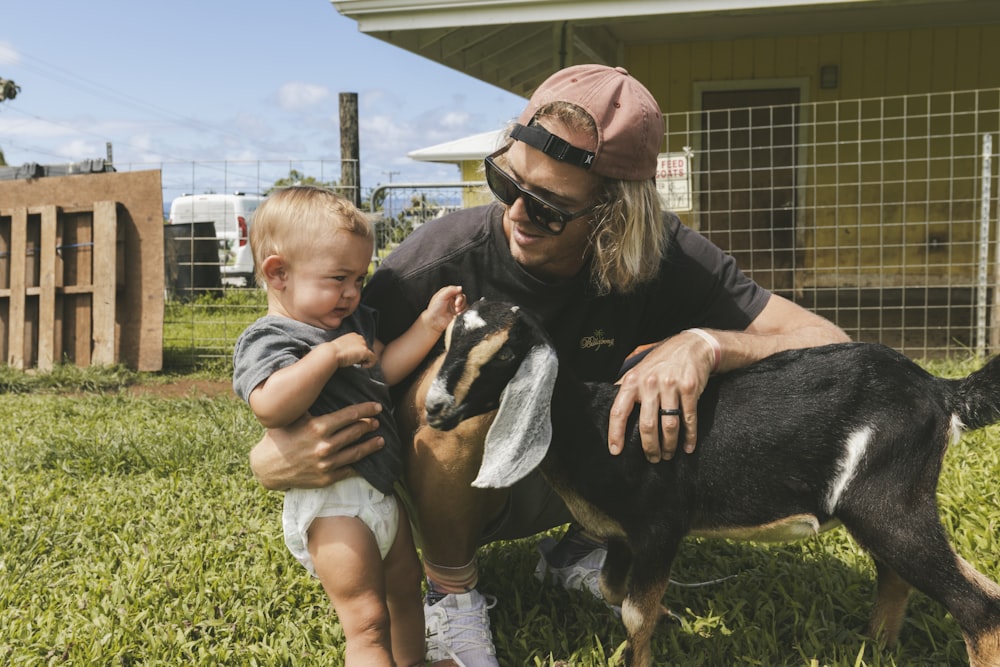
[509,102,668,295]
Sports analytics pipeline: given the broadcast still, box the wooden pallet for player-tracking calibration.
[0,202,119,370]
[0,169,163,371]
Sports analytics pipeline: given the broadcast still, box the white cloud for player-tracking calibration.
[0,41,19,65]
[276,82,330,111]
[58,138,102,161]
[231,112,273,141]
[361,113,412,147]
[128,132,155,152]
[439,110,470,129]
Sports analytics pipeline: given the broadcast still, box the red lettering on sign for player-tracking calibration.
[656,157,687,179]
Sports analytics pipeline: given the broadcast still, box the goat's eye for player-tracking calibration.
[495,348,515,363]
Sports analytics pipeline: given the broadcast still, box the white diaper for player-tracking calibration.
[283,476,400,576]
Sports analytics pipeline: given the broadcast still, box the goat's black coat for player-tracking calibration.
[561,343,966,534]
[423,300,1000,667]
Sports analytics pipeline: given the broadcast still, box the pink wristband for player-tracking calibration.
[685,328,722,373]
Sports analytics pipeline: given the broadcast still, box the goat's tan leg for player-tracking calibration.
[861,556,1000,659]
[617,535,682,667]
[600,540,681,626]
[957,557,1000,667]
[620,574,671,667]
[396,359,506,569]
[842,498,1000,667]
[867,560,911,647]
[966,623,1000,667]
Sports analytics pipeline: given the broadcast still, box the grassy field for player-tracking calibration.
[1,361,998,666]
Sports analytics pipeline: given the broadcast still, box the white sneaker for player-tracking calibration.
[424,590,500,667]
[534,536,622,617]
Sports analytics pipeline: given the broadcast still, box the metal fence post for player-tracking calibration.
[977,134,993,357]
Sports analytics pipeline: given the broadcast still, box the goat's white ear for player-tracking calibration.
[472,344,558,488]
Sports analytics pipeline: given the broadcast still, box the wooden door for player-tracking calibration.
[699,89,799,292]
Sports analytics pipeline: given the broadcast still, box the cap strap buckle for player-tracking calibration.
[510,122,595,170]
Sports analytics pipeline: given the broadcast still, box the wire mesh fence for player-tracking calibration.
[141,159,467,371]
[152,87,1000,370]
[665,87,1000,359]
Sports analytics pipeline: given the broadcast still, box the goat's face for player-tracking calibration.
[425,301,538,431]
[424,299,560,489]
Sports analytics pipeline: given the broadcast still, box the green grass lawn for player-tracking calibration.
[1,363,998,666]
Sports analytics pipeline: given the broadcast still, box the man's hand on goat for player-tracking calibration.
[608,333,715,462]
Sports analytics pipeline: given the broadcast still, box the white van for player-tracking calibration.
[168,192,265,286]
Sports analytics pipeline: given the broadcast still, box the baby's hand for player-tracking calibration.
[327,333,376,369]
[425,285,466,332]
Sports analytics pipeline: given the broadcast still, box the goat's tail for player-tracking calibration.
[949,355,1000,431]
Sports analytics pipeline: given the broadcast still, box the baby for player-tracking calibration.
[233,185,464,666]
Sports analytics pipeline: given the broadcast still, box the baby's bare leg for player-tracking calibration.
[309,515,393,667]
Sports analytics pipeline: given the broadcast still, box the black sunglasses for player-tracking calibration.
[484,146,600,235]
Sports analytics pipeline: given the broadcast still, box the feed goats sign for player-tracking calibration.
[655,148,693,212]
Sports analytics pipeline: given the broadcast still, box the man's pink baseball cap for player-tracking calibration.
[515,64,664,181]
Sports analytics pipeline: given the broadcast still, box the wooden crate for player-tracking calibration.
[0,170,163,371]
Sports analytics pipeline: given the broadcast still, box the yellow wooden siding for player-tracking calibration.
[625,25,1000,284]
[460,161,492,208]
[627,25,1000,135]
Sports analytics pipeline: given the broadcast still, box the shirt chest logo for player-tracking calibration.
[580,329,615,351]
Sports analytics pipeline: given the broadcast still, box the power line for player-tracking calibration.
[6,50,292,161]
[4,106,194,163]
[13,51,253,144]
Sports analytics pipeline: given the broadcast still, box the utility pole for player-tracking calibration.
[339,92,360,208]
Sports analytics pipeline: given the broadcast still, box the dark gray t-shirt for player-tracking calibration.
[363,203,771,389]
[232,307,402,495]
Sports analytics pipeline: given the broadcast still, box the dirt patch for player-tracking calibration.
[125,379,235,399]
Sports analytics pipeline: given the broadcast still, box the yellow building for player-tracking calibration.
[334,0,1000,356]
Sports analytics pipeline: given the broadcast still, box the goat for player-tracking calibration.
[419,299,1000,667]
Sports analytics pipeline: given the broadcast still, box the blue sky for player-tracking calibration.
[0,0,526,196]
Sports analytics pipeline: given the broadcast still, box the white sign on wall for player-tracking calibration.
[655,147,693,212]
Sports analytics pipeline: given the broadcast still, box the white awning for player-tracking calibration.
[407,130,505,164]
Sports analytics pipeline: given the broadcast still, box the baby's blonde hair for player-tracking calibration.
[250,186,373,286]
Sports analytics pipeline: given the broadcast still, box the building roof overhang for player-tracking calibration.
[333,0,1000,97]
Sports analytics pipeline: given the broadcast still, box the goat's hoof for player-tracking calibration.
[660,605,683,625]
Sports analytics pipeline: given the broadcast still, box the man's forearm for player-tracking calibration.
[714,295,849,373]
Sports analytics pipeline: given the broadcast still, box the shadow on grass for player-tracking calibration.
[477,530,968,666]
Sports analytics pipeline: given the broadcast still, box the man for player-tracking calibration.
[250,64,849,666]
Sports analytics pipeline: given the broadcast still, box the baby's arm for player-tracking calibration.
[378,285,465,386]
[249,332,375,428]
